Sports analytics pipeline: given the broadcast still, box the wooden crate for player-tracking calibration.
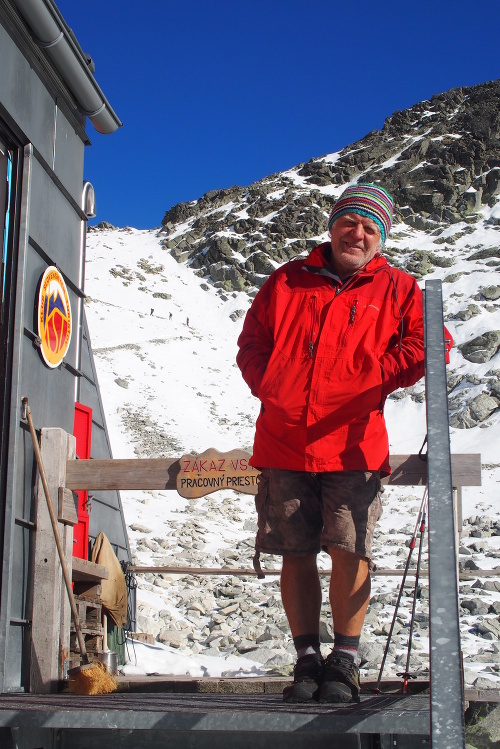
[70,596,103,658]
[72,581,102,601]
[70,631,103,655]
[74,597,101,629]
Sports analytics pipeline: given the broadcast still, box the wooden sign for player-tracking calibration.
[176,448,260,498]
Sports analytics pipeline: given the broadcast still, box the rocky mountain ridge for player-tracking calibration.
[157,79,500,294]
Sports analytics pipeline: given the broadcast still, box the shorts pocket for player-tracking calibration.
[255,470,271,534]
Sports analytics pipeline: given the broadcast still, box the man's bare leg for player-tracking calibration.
[328,547,370,635]
[280,553,322,636]
[317,547,370,703]
[281,553,324,703]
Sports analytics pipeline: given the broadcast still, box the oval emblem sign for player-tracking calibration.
[37,266,72,368]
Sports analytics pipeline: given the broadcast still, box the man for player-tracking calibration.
[236,183,452,704]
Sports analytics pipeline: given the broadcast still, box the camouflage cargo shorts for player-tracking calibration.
[254,468,383,561]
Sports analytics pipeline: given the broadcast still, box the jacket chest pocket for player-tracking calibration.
[275,293,321,360]
[322,295,395,357]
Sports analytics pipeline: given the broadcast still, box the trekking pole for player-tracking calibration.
[374,488,428,694]
[398,496,428,693]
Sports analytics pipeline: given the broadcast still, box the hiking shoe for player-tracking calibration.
[318,651,360,703]
[283,653,324,703]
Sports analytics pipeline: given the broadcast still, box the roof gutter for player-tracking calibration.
[10,0,122,134]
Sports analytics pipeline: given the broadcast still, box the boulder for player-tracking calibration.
[466,702,500,749]
[459,332,500,363]
[480,285,500,301]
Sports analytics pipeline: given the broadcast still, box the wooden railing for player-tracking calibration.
[64,448,482,578]
[65,449,481,493]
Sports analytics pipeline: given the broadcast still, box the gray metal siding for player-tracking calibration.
[10,520,30,619]
[88,496,128,557]
[0,8,130,692]
[19,232,78,435]
[53,107,85,200]
[88,422,113,457]
[29,159,83,273]
[0,20,59,169]
[77,371,104,417]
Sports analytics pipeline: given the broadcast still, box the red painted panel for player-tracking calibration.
[73,403,92,559]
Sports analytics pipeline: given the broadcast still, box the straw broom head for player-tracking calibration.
[68,661,117,695]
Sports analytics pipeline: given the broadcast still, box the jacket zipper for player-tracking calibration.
[341,300,358,347]
[309,296,318,358]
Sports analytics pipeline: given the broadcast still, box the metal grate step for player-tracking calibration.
[0,691,430,748]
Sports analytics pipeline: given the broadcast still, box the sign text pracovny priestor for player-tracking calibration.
[176,448,260,499]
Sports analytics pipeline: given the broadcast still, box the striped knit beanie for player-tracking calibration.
[327,183,394,243]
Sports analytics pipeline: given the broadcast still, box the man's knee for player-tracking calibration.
[328,547,370,576]
[281,554,318,578]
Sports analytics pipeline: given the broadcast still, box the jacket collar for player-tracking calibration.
[303,242,388,278]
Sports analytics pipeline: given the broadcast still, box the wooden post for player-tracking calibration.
[30,428,76,693]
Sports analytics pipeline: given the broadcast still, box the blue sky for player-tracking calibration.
[57,0,499,230]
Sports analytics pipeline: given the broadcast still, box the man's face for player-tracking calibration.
[329,213,382,278]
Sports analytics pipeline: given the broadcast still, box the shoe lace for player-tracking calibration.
[327,651,357,677]
[294,654,323,681]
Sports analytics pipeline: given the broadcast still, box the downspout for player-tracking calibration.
[10,0,122,134]
[75,181,96,403]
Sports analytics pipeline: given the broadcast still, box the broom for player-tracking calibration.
[23,397,117,695]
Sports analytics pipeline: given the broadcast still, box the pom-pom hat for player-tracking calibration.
[328,183,394,243]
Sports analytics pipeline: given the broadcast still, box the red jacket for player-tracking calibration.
[237,243,452,476]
